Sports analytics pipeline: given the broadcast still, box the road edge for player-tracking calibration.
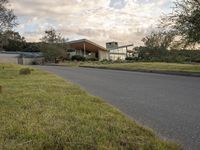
[80,66,200,77]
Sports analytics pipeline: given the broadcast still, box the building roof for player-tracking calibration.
[66,39,108,52]
[0,51,43,58]
[118,44,134,49]
[0,53,20,58]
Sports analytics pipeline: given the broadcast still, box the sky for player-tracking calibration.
[9,0,174,46]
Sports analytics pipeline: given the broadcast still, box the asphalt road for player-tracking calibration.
[35,66,200,150]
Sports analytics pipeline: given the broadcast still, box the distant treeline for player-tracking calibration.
[127,47,200,63]
[3,41,42,52]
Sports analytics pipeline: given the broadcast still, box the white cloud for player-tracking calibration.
[9,0,173,46]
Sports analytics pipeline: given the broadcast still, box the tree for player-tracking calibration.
[142,31,175,49]
[0,0,16,30]
[41,28,67,44]
[2,30,26,51]
[162,0,200,47]
[39,43,67,62]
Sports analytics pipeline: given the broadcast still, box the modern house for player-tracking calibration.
[106,42,137,60]
[0,51,44,65]
[66,39,109,60]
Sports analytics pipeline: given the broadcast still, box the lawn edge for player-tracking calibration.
[80,66,200,77]
[33,65,182,149]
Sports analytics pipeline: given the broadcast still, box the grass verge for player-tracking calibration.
[0,64,181,150]
[80,62,200,74]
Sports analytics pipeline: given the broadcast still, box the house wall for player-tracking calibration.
[23,57,44,65]
[109,54,126,60]
[0,54,19,64]
[98,50,109,60]
[0,54,44,65]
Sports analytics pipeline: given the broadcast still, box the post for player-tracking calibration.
[126,46,128,57]
[83,42,86,57]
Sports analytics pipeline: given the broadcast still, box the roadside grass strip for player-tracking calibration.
[0,64,181,150]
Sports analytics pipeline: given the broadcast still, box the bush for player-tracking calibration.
[39,43,67,63]
[71,55,86,61]
[113,59,124,63]
[137,47,200,63]
[125,57,139,62]
[100,59,113,64]
[32,61,38,65]
[125,57,134,61]
[19,68,31,75]
[86,58,98,61]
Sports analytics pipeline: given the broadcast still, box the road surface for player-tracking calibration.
[35,66,200,150]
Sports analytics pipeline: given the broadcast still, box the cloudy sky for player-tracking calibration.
[10,0,173,46]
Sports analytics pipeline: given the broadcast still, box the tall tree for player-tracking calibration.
[142,31,175,49]
[41,28,67,44]
[2,30,26,51]
[162,0,200,47]
[0,0,16,30]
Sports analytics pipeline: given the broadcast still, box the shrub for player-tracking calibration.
[100,59,108,62]
[71,55,86,61]
[32,61,38,65]
[137,47,200,63]
[113,59,124,63]
[100,59,113,64]
[86,58,98,61]
[39,43,67,63]
[19,68,31,75]
[125,57,134,61]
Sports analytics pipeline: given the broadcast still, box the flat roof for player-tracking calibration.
[118,44,134,49]
[0,53,20,57]
[0,51,43,57]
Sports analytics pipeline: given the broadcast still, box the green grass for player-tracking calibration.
[0,64,181,150]
[80,62,200,73]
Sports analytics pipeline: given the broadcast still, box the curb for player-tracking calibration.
[80,66,200,77]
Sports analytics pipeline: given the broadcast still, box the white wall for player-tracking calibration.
[98,50,109,61]
[23,57,44,65]
[109,54,126,60]
[0,54,19,64]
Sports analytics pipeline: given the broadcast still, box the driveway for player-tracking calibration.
[35,66,200,150]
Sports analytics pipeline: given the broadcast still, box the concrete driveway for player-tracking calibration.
[35,65,200,150]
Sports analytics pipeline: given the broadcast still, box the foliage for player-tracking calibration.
[1,30,26,51]
[0,0,16,30]
[71,55,86,61]
[162,0,200,47]
[0,64,181,149]
[39,43,67,62]
[86,57,98,61]
[41,28,68,44]
[31,60,38,65]
[19,68,31,75]
[137,47,200,63]
[125,57,139,61]
[142,31,175,49]
[22,42,41,52]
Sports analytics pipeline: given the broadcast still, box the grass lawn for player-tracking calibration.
[80,62,200,73]
[0,64,181,150]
